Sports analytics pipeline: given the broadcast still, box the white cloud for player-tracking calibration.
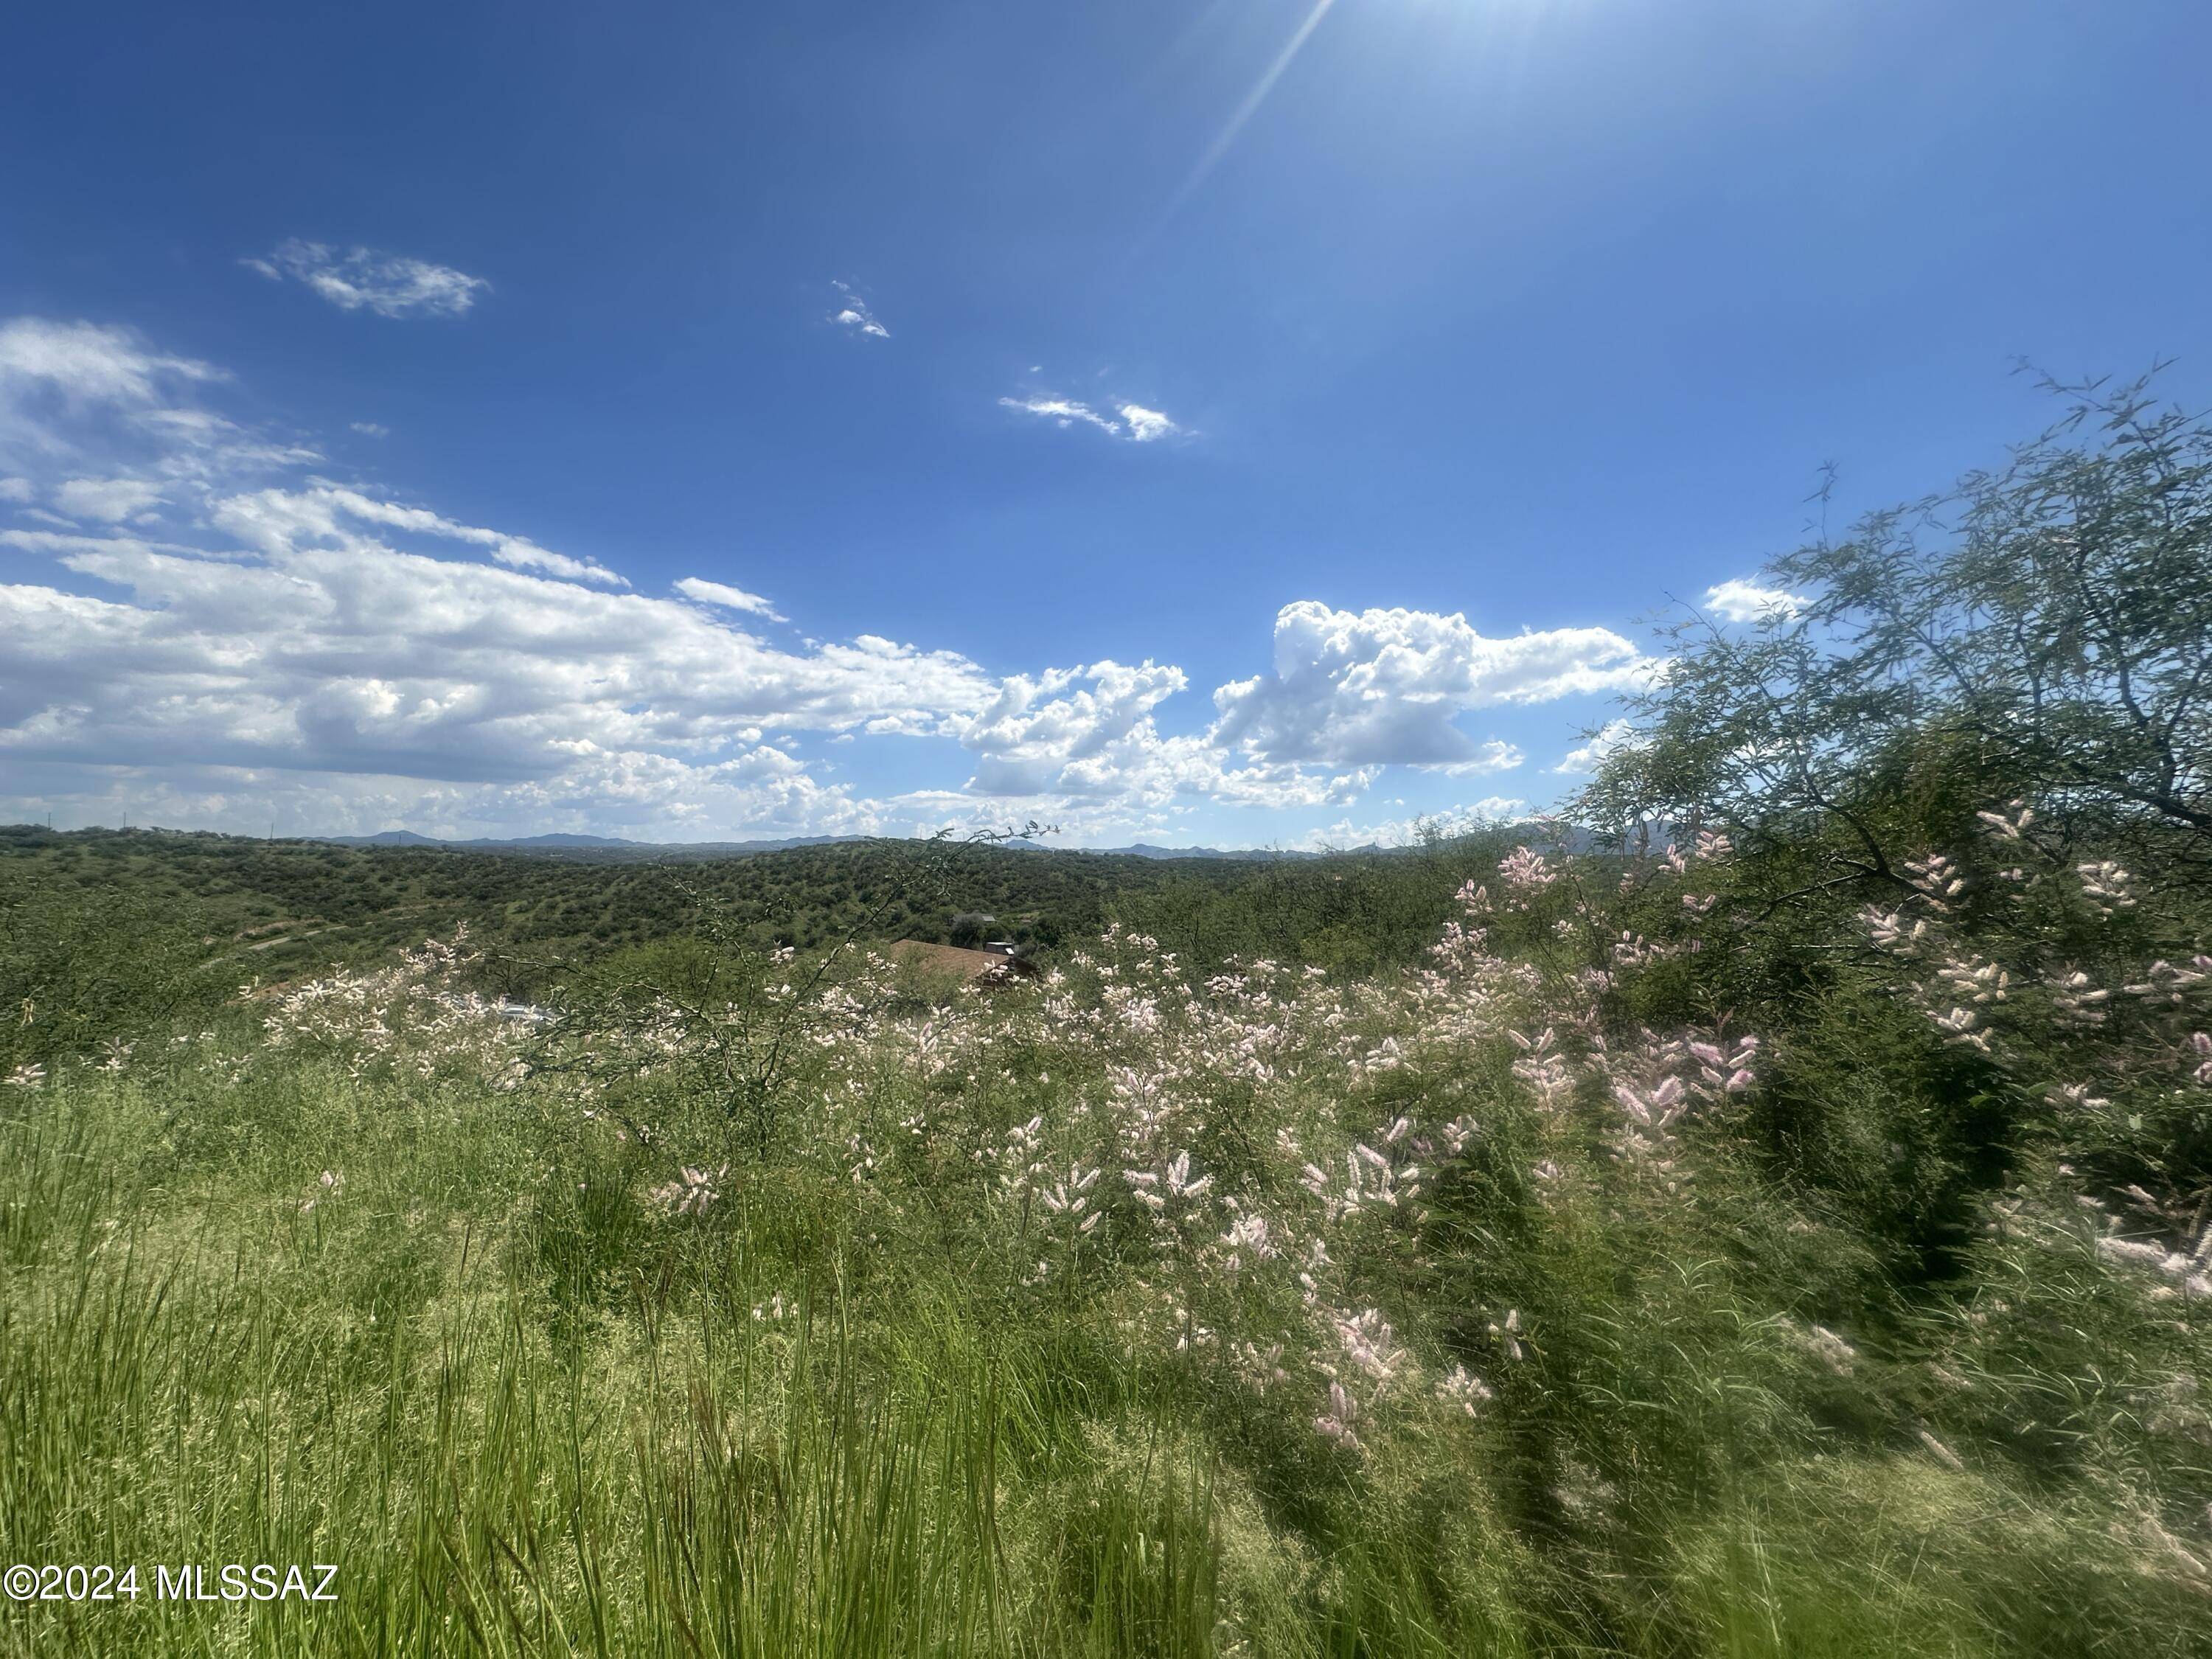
[1704,577,1805,623]
[0,319,222,412]
[1433,739,1525,777]
[54,476,166,523]
[999,394,1185,443]
[1118,404,1180,442]
[1210,602,1650,771]
[0,315,1658,844]
[248,240,489,319]
[212,484,627,587]
[830,281,888,339]
[0,319,313,518]
[950,659,1375,815]
[208,484,628,588]
[0,313,999,832]
[0,526,999,791]
[675,577,784,621]
[1001,396,1118,436]
[1552,718,1640,775]
[349,422,389,439]
[1286,801,1531,851]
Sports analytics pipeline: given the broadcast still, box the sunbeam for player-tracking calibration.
[1162,0,1340,225]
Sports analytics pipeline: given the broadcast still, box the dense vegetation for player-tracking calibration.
[0,824,1512,1030]
[4,376,2211,1656]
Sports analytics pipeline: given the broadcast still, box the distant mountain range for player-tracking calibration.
[309,830,1369,862]
[12,821,1587,864]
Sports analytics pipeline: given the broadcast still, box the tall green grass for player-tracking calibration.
[7,871,2212,1659]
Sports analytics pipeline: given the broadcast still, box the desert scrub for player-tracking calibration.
[4,827,2212,1657]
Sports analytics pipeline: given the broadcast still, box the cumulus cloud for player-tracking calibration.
[1553,718,1640,775]
[246,240,490,319]
[952,660,1374,813]
[0,319,1004,838]
[1210,602,1650,771]
[0,526,999,791]
[0,315,1655,844]
[999,394,1184,443]
[675,577,784,621]
[829,280,889,339]
[1704,576,1805,623]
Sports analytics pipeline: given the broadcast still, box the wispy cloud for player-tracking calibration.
[246,240,490,319]
[0,318,222,413]
[54,476,166,523]
[215,484,627,586]
[675,577,785,622]
[349,421,389,439]
[1703,577,1805,623]
[829,280,888,339]
[999,394,1185,443]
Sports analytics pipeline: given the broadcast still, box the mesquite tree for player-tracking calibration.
[1584,370,2212,900]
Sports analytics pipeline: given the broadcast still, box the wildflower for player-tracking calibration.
[1325,1308,1405,1385]
[1236,1340,1290,1387]
[2075,860,2137,913]
[1862,906,1930,953]
[1123,1169,1166,1211]
[1164,1150,1212,1201]
[1438,1114,1484,1155]
[1903,853,1967,907]
[648,1164,727,1217]
[1314,1380,1362,1450]
[1438,1365,1495,1416]
[2045,1082,2113,1110]
[1488,1308,1524,1362]
[299,1167,344,1213]
[1489,847,1560,913]
[1930,1006,1991,1051]
[1220,1210,1276,1270]
[1040,1164,1104,1236]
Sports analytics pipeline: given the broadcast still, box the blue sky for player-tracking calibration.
[3,0,2208,846]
